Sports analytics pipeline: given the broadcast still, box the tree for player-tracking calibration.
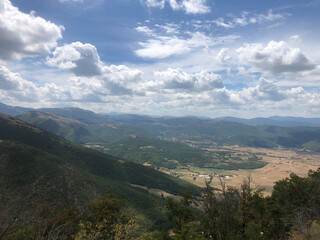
[201,183,220,240]
[201,177,268,240]
[165,191,194,232]
[74,193,135,240]
[0,191,36,239]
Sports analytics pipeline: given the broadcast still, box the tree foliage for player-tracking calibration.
[1,169,320,240]
[165,168,320,240]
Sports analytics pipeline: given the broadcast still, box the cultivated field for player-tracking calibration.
[160,145,320,194]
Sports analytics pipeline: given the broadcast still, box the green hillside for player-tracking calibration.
[17,112,267,170]
[37,107,112,124]
[121,117,320,150]
[17,110,320,172]
[0,114,198,230]
[102,136,209,169]
[101,136,265,170]
[16,108,320,152]
[18,111,154,144]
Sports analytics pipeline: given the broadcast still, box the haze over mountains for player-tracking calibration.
[1,102,320,128]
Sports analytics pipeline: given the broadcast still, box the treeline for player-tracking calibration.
[166,168,320,240]
[1,168,319,240]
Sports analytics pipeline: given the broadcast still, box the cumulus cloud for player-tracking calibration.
[101,65,143,95]
[119,75,320,117]
[216,48,231,64]
[198,78,317,110]
[237,40,316,75]
[150,68,223,92]
[2,64,320,117]
[240,78,287,101]
[299,65,320,82]
[141,0,210,14]
[46,42,144,96]
[0,65,22,90]
[0,64,141,104]
[0,65,40,101]
[46,42,103,77]
[0,65,37,92]
[103,65,143,85]
[0,66,83,103]
[0,0,63,61]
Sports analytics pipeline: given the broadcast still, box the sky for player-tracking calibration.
[0,0,320,118]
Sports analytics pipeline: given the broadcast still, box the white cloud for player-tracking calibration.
[212,10,288,29]
[122,76,320,117]
[103,65,143,85]
[203,78,319,111]
[46,42,144,96]
[136,26,155,36]
[212,18,234,29]
[0,66,81,103]
[142,0,165,8]
[289,35,302,43]
[2,64,320,117]
[46,42,103,77]
[141,0,210,14]
[135,31,240,59]
[169,0,180,10]
[0,65,40,101]
[240,78,288,101]
[136,36,191,59]
[253,10,288,23]
[102,65,143,95]
[237,40,316,75]
[149,68,223,92]
[0,65,22,90]
[0,0,63,61]
[237,67,248,76]
[182,0,210,14]
[216,48,231,64]
[155,23,180,34]
[0,64,142,104]
[299,65,320,82]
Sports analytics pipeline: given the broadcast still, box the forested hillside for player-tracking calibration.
[0,113,199,237]
[17,109,320,152]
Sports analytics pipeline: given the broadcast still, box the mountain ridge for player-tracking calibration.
[1,102,320,127]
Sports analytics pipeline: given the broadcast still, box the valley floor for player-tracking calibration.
[158,145,320,195]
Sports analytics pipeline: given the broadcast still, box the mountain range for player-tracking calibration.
[1,102,320,153]
[1,102,320,127]
[1,101,320,235]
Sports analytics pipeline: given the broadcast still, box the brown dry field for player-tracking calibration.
[163,146,320,195]
[130,184,182,201]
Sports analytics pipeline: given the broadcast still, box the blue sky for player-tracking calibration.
[0,0,320,118]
